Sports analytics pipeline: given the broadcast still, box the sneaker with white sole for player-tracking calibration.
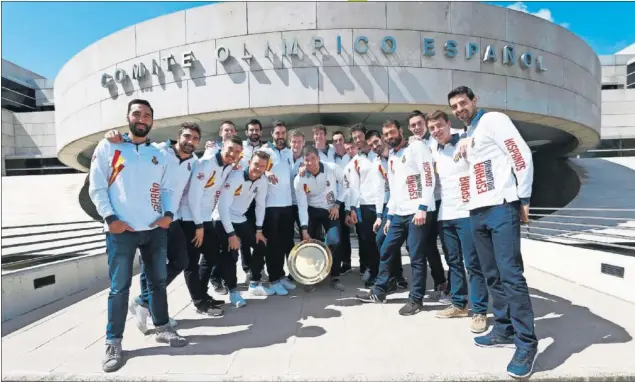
[248,282,275,296]
[270,281,289,296]
[102,343,123,373]
[128,299,150,334]
[230,290,247,307]
[280,278,296,290]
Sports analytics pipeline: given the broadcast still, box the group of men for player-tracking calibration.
[89,85,538,379]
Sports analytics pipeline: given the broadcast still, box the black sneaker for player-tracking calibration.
[398,300,423,316]
[364,278,376,288]
[340,263,352,275]
[397,276,408,289]
[206,295,225,308]
[356,290,386,303]
[195,301,224,317]
[212,282,228,295]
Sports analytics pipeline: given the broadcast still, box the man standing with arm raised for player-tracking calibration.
[448,85,537,379]
[356,119,436,317]
[89,99,187,373]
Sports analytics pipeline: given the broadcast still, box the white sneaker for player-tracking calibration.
[270,282,289,296]
[280,278,297,290]
[128,300,150,335]
[230,290,247,308]
[248,282,275,296]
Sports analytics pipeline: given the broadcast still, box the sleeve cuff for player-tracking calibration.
[256,226,263,231]
[105,215,118,225]
[227,231,236,237]
[460,133,467,139]
[377,213,383,219]
[519,197,531,206]
[300,225,308,231]
[418,204,428,212]
[163,211,174,219]
[195,223,204,229]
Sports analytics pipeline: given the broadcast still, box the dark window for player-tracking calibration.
[602,84,619,90]
[1,88,36,109]
[3,157,81,176]
[1,77,36,98]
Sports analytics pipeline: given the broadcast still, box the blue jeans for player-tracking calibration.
[439,217,489,314]
[105,228,169,343]
[374,214,430,302]
[137,220,188,307]
[307,206,342,277]
[470,201,537,350]
[375,206,403,278]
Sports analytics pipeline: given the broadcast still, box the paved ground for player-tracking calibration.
[2,251,635,381]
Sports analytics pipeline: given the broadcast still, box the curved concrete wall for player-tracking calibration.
[54,1,602,170]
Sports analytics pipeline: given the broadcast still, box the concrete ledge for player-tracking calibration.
[1,250,140,324]
[522,238,635,303]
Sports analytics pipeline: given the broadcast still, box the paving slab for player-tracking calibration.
[2,252,635,381]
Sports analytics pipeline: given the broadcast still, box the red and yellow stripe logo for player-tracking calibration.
[205,171,217,188]
[378,164,387,180]
[303,184,311,194]
[354,159,360,175]
[234,184,243,196]
[108,150,125,186]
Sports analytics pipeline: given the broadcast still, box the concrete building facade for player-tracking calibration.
[51,1,603,171]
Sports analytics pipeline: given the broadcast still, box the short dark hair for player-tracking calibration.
[272,120,287,134]
[407,110,426,124]
[219,120,235,129]
[426,110,449,123]
[382,119,400,130]
[245,119,262,131]
[289,129,304,140]
[447,86,476,103]
[365,130,381,140]
[302,145,319,157]
[350,123,367,136]
[227,136,243,146]
[127,99,154,116]
[312,124,327,134]
[344,138,355,145]
[252,150,271,162]
[178,122,201,138]
[332,130,345,139]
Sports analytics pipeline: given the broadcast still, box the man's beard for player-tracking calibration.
[387,135,402,148]
[179,142,195,154]
[129,122,152,137]
[249,134,260,143]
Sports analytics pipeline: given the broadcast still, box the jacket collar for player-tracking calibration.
[122,133,151,146]
[215,152,225,167]
[469,109,487,130]
[305,162,325,178]
[437,134,460,151]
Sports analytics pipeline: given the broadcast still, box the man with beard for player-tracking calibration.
[448,86,537,379]
[180,136,244,315]
[294,145,351,292]
[258,121,298,295]
[104,122,203,333]
[426,110,490,334]
[210,150,270,307]
[89,99,187,373]
[407,110,450,303]
[356,120,436,317]
[345,124,381,287]
[289,129,306,245]
[367,130,408,290]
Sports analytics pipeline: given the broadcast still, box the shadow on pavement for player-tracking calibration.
[530,287,633,371]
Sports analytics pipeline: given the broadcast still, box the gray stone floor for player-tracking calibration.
[2,252,635,381]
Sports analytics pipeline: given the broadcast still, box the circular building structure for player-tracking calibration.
[54,1,601,171]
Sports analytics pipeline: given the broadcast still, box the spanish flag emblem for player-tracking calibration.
[108,150,125,186]
[303,184,311,194]
[205,171,217,188]
[266,157,273,171]
[354,159,360,175]
[378,164,387,180]
[234,184,243,196]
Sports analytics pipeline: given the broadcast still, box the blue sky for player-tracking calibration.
[2,1,634,80]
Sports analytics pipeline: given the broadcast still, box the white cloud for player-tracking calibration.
[507,2,570,28]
